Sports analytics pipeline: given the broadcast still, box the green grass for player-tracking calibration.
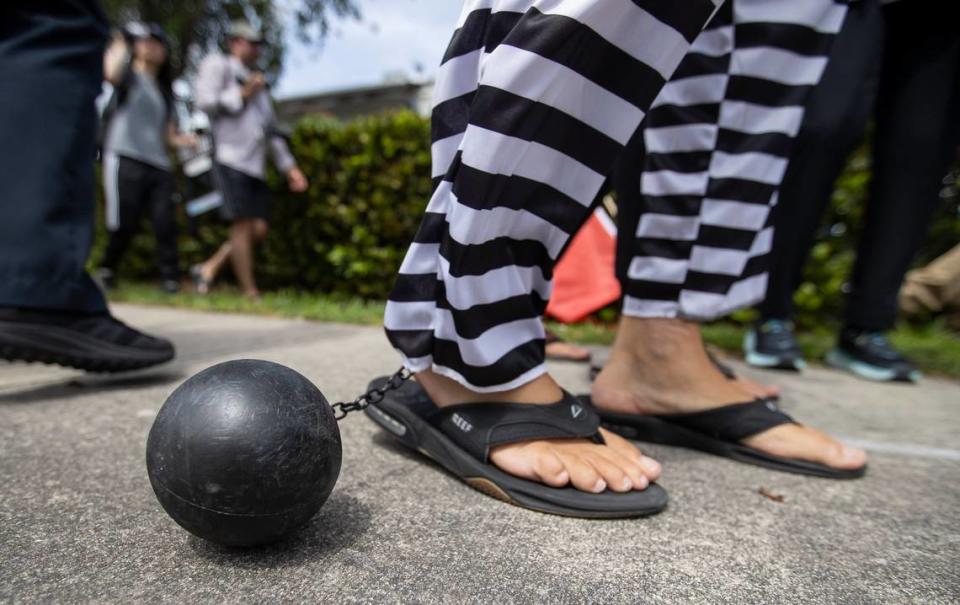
[547,319,960,378]
[109,283,385,325]
[111,282,960,378]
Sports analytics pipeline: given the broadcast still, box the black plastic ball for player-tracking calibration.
[146,359,342,547]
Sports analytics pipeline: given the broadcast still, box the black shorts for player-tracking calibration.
[215,164,271,222]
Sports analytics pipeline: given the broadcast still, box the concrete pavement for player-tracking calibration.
[1,304,958,603]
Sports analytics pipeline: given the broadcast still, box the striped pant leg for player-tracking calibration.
[621,0,848,321]
[385,0,723,392]
[621,2,736,318]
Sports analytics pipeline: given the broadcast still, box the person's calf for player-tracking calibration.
[252,219,268,242]
[229,220,260,295]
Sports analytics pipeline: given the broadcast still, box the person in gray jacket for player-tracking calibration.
[97,23,197,294]
[190,21,308,300]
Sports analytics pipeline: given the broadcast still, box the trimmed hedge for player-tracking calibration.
[92,111,433,300]
[93,110,959,326]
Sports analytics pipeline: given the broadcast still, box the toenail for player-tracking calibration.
[556,470,570,484]
[593,479,607,493]
[622,477,633,491]
[640,456,661,473]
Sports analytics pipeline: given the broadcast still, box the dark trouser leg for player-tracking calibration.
[844,0,960,332]
[148,168,179,281]
[0,2,109,313]
[100,157,146,275]
[758,0,884,322]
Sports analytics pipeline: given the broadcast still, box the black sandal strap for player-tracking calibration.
[708,352,737,380]
[429,393,602,463]
[657,399,794,442]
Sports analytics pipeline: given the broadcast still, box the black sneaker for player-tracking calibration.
[826,328,921,383]
[0,307,175,372]
[161,279,181,294]
[743,319,806,371]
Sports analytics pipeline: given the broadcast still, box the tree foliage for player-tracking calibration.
[100,0,360,79]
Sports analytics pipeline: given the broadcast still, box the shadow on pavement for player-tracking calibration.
[185,493,372,568]
[0,370,186,405]
[371,431,421,462]
[0,322,363,405]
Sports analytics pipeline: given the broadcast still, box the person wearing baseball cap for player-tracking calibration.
[96,21,196,294]
[190,20,308,300]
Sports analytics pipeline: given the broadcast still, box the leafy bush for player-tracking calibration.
[91,111,432,300]
[94,111,958,327]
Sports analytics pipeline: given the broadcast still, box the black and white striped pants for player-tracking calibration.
[386,0,845,392]
[620,0,847,320]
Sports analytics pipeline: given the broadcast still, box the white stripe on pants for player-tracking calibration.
[621,0,847,320]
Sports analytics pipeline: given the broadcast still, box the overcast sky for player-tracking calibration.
[274,0,463,99]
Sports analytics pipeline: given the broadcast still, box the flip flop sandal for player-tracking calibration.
[589,353,779,401]
[189,265,211,295]
[580,396,866,480]
[364,376,668,518]
[544,331,592,363]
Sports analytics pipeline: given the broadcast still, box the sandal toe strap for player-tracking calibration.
[429,393,601,463]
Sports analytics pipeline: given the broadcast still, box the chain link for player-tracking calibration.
[331,367,413,421]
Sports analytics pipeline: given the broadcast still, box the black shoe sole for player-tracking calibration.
[0,320,174,372]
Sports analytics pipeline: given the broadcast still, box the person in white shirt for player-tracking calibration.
[190,21,308,300]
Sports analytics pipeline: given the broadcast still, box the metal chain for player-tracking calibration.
[331,367,413,421]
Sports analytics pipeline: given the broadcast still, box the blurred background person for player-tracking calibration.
[189,21,308,301]
[900,241,960,331]
[744,0,960,382]
[96,22,197,294]
[0,1,174,372]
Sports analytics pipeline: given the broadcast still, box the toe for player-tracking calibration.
[743,425,868,470]
[829,441,868,469]
[556,450,605,493]
[803,427,868,469]
[600,429,661,481]
[595,448,649,490]
[584,451,633,492]
[530,446,571,487]
[636,455,662,481]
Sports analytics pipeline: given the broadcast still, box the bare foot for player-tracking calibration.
[591,317,866,471]
[190,264,213,294]
[416,370,661,493]
[545,340,592,362]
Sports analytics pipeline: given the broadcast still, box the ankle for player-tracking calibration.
[416,369,563,407]
[608,317,703,367]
